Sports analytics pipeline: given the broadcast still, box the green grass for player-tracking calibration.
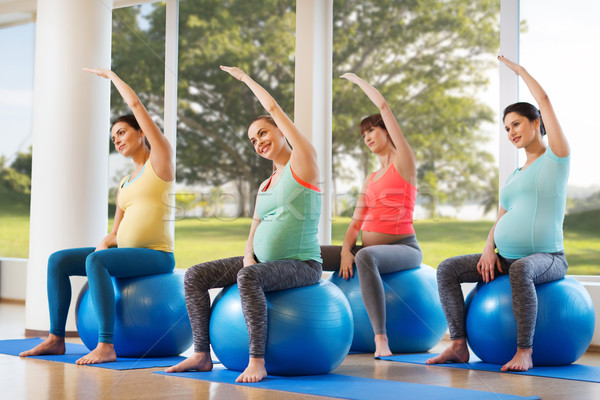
[1,188,598,274]
[0,188,30,258]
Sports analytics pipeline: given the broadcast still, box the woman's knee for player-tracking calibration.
[436,258,456,280]
[354,248,376,272]
[84,251,107,276]
[47,250,69,275]
[508,259,534,284]
[48,249,85,276]
[184,264,212,291]
[236,266,261,287]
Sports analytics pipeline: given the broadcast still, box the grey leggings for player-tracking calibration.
[184,256,322,358]
[436,251,568,349]
[321,236,423,334]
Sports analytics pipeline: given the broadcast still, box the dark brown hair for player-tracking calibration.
[503,102,546,136]
[112,114,150,149]
[250,114,277,128]
[359,114,387,136]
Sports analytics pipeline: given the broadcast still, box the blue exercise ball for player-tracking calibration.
[466,275,595,365]
[209,279,353,376]
[329,264,447,353]
[76,270,193,358]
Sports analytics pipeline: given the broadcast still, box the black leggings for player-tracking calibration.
[184,257,322,357]
[436,251,568,348]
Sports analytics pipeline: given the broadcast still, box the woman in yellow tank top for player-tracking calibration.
[20,69,175,365]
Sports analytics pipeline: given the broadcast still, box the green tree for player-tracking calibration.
[0,149,32,194]
[332,0,499,210]
[111,0,499,216]
[10,147,32,177]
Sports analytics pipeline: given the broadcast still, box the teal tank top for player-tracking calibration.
[253,162,322,263]
[494,147,570,259]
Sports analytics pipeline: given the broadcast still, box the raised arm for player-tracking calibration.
[220,65,318,185]
[83,68,174,181]
[498,56,569,157]
[340,72,416,182]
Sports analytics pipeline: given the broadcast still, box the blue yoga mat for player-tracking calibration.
[377,353,600,383]
[0,338,186,370]
[156,365,540,400]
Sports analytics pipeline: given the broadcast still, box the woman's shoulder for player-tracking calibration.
[544,145,570,163]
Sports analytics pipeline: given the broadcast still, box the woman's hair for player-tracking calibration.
[359,114,387,136]
[503,102,546,136]
[359,113,395,148]
[112,114,151,149]
[250,114,277,128]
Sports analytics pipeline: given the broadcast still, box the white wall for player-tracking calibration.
[0,258,27,301]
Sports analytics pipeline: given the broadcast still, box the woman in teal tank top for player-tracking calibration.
[427,56,570,372]
[166,65,322,383]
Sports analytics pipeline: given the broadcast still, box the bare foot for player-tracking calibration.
[19,334,66,357]
[75,343,117,365]
[426,339,470,364]
[374,334,392,357]
[235,357,267,383]
[165,352,213,373]
[501,348,533,372]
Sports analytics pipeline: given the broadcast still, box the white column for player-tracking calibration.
[164,0,179,165]
[499,0,520,190]
[294,0,333,245]
[26,0,112,334]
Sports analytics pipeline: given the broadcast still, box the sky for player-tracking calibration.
[0,1,599,190]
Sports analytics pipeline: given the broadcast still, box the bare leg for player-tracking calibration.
[236,357,267,383]
[75,342,117,365]
[501,348,533,372]
[374,334,392,357]
[19,333,66,357]
[165,352,213,373]
[426,338,470,364]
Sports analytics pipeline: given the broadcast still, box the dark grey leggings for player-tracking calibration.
[184,256,322,358]
[436,251,568,349]
[321,236,423,334]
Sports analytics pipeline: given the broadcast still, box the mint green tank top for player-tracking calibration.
[494,147,570,259]
[253,162,322,263]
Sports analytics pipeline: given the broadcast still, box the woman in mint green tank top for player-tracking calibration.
[166,66,322,383]
[427,56,570,372]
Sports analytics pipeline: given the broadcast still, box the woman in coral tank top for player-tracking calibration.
[322,73,423,357]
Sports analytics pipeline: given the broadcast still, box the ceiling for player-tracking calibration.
[0,0,154,29]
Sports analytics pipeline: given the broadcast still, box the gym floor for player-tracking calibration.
[1,301,599,400]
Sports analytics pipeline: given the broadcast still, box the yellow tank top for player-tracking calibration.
[116,160,174,252]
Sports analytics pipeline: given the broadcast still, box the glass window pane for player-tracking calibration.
[520,0,600,274]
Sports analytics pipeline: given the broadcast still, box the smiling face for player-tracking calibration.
[504,112,540,149]
[247,118,284,160]
[111,121,145,157]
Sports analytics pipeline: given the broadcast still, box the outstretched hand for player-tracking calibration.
[83,67,113,79]
[497,55,523,75]
[340,72,363,84]
[220,65,247,81]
